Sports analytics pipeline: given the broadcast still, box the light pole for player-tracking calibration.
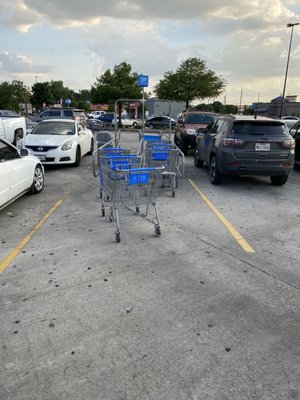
[279,23,300,118]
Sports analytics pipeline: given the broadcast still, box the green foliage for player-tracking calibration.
[243,106,254,115]
[90,62,143,105]
[224,104,238,114]
[0,80,31,111]
[155,57,226,109]
[30,80,77,109]
[194,102,238,114]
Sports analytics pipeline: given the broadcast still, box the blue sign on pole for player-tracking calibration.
[138,75,149,87]
[65,98,72,105]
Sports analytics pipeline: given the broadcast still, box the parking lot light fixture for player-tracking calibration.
[279,23,300,118]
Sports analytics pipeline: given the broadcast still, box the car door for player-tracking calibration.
[0,140,32,201]
[0,157,9,208]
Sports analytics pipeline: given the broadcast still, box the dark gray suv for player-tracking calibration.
[38,108,88,125]
[194,115,295,185]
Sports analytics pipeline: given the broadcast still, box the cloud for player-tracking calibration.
[0,52,53,82]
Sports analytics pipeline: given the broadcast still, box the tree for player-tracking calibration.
[90,62,143,106]
[155,57,226,109]
[0,80,31,111]
[30,82,54,109]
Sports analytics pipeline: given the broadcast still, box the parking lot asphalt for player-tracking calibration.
[1,130,300,400]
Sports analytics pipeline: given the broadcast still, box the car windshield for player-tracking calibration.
[31,121,75,135]
[186,114,215,124]
[232,121,288,136]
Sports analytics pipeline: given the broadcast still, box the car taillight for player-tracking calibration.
[281,139,295,149]
[222,138,245,147]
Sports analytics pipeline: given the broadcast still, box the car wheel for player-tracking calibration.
[194,150,204,168]
[74,146,81,167]
[180,139,188,156]
[30,165,44,194]
[210,155,223,185]
[174,134,180,147]
[270,175,288,186]
[87,138,94,155]
[149,124,154,129]
[132,122,138,127]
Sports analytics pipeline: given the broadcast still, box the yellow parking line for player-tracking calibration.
[0,192,70,274]
[189,179,254,253]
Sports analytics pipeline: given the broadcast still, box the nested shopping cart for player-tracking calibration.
[101,161,164,242]
[138,131,185,196]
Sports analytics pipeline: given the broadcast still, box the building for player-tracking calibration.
[253,95,300,118]
[145,99,185,119]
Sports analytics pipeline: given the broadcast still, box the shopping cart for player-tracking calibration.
[99,154,141,204]
[101,163,164,242]
[138,131,185,196]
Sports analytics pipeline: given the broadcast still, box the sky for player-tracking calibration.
[0,0,300,106]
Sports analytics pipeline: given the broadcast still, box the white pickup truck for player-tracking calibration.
[0,110,26,145]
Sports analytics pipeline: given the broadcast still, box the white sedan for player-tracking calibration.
[22,119,94,167]
[0,138,44,211]
[111,116,140,127]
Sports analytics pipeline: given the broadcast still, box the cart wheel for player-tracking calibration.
[102,206,105,217]
[155,225,161,237]
[136,206,140,213]
[172,190,175,197]
[116,232,121,243]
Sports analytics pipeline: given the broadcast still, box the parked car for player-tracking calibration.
[21,119,94,167]
[289,120,300,167]
[194,115,295,186]
[281,119,298,130]
[87,110,106,118]
[25,118,38,134]
[0,137,44,210]
[111,116,140,127]
[174,111,217,155]
[0,112,26,145]
[145,116,176,129]
[282,116,299,121]
[97,113,115,123]
[37,108,88,125]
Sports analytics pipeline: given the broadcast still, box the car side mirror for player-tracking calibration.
[20,148,29,157]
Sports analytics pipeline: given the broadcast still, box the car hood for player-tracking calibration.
[185,123,207,130]
[23,134,74,146]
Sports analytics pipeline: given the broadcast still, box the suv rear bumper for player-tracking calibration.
[218,153,294,176]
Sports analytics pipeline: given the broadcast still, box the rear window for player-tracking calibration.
[186,114,215,124]
[232,121,289,136]
[64,110,73,117]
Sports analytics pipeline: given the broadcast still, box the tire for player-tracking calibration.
[155,225,161,237]
[270,175,289,186]
[149,124,154,129]
[30,165,44,194]
[87,138,94,155]
[180,139,188,156]
[210,155,223,185]
[194,150,204,168]
[132,122,138,127]
[74,147,81,167]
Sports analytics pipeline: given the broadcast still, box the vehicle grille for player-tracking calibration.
[25,145,58,152]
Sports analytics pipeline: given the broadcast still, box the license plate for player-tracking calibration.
[34,154,46,161]
[255,143,270,151]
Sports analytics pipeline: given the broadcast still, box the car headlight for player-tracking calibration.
[186,129,196,135]
[61,140,73,151]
